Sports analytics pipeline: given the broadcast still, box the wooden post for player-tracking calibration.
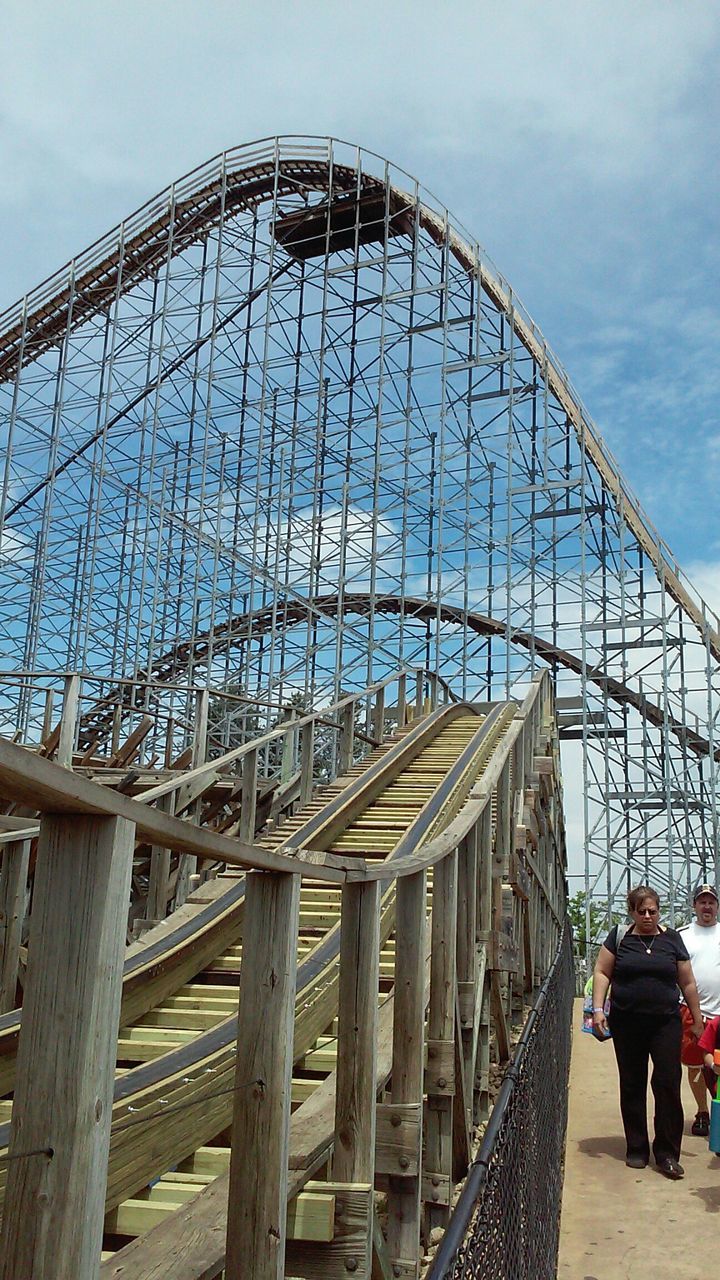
[175,689,209,905]
[338,701,355,775]
[428,672,438,711]
[0,837,30,1012]
[57,673,80,767]
[280,707,297,786]
[225,869,301,1280]
[456,828,478,1132]
[494,759,512,883]
[111,702,122,756]
[512,721,526,796]
[386,870,426,1277]
[333,879,380,1182]
[475,804,493,1120]
[299,719,315,807]
[0,812,135,1280]
[456,831,478,1026]
[425,849,458,1231]
[396,673,407,730]
[372,684,385,744]
[239,745,259,844]
[193,689,209,770]
[41,689,54,742]
[146,794,175,924]
[414,670,424,719]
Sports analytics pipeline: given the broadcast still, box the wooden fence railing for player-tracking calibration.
[0,669,566,1279]
[0,664,449,1006]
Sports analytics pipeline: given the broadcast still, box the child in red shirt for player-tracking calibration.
[698,1016,720,1097]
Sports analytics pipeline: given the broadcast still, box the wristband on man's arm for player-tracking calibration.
[592,1008,606,1013]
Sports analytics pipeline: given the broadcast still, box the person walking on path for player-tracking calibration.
[678,884,720,1136]
[592,884,704,1179]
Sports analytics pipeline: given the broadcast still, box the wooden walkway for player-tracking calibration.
[559,997,720,1279]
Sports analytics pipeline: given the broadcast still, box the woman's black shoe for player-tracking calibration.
[625,1154,648,1169]
[656,1157,684,1179]
[692,1111,710,1137]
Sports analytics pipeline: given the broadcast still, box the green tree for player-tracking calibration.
[568,890,621,954]
[206,682,261,759]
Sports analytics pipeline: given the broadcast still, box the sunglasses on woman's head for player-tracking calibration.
[636,907,658,916]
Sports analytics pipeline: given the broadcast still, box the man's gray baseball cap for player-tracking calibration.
[693,883,719,903]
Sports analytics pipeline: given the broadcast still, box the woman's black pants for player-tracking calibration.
[608,1010,683,1163]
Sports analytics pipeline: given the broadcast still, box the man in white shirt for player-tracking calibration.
[679,884,720,1135]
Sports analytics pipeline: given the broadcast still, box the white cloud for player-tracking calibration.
[683,560,720,621]
[0,528,32,566]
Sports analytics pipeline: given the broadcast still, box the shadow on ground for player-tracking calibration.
[577,1134,627,1163]
[691,1179,720,1212]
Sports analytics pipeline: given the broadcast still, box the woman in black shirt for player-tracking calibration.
[592,884,703,1178]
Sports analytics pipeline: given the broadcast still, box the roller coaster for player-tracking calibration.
[0,136,716,1277]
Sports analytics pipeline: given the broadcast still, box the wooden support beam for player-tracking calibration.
[509,849,531,901]
[372,684,386,744]
[284,1183,374,1279]
[0,837,30,1013]
[280,707,297,786]
[372,1211,394,1280]
[428,672,438,711]
[0,812,135,1280]
[300,720,315,807]
[376,1103,422,1176]
[175,690,208,904]
[451,1004,471,1182]
[146,793,175,924]
[106,716,154,770]
[333,879,380,1184]
[487,925,519,973]
[396,673,406,729]
[424,849,457,1231]
[523,894,536,993]
[386,870,426,1278]
[57,672,80,768]
[338,702,355,775]
[511,721,525,791]
[492,760,514,1017]
[41,688,54,742]
[225,869,301,1280]
[110,703,122,756]
[238,745,259,845]
[474,804,493,1122]
[193,689,210,769]
[414,670,424,718]
[490,970,511,1064]
[456,832,477,1031]
[456,826,479,1143]
[493,759,512,881]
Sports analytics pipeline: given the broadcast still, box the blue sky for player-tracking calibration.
[1,0,718,593]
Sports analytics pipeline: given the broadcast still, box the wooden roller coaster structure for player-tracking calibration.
[0,666,565,1279]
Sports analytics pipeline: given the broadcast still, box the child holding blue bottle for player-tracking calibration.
[698,1017,720,1151]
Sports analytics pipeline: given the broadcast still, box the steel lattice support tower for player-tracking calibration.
[0,136,717,933]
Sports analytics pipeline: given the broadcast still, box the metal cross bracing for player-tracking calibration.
[0,135,718,933]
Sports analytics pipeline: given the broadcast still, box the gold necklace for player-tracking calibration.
[644,931,660,955]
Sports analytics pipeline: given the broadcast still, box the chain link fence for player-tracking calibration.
[428,923,575,1280]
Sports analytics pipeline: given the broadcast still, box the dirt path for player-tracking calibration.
[558,998,720,1279]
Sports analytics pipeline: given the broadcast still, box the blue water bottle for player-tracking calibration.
[710,1092,720,1155]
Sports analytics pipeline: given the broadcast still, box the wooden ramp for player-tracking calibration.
[558,997,719,1279]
